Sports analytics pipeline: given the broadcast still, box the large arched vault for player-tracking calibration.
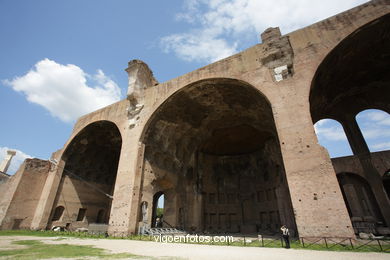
[49,121,122,229]
[140,79,295,234]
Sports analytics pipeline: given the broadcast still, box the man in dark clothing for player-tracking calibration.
[281,225,290,248]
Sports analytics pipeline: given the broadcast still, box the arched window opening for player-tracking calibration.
[337,173,383,234]
[52,206,65,221]
[356,109,390,153]
[77,208,87,221]
[152,192,164,228]
[314,119,353,158]
[96,209,105,223]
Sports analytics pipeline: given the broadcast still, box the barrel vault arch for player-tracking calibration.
[140,77,274,143]
[136,77,296,235]
[48,120,123,230]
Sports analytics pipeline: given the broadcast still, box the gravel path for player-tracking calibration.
[0,236,388,260]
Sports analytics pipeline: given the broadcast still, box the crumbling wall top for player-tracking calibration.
[126,59,158,102]
[261,27,282,43]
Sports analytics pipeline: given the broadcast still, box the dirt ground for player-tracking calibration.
[0,235,389,260]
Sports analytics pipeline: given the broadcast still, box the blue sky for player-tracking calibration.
[1,0,388,174]
[314,110,390,158]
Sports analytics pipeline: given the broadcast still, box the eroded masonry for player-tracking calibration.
[1,0,389,238]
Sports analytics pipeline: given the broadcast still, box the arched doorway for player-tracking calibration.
[49,121,122,229]
[96,209,106,224]
[337,173,384,233]
[141,78,295,234]
[51,206,65,222]
[151,192,164,228]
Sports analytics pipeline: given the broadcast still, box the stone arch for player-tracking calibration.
[139,78,296,234]
[140,78,273,142]
[310,13,390,122]
[49,120,122,229]
[62,120,123,159]
[309,13,390,227]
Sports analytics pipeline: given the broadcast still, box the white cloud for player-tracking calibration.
[162,0,368,63]
[314,119,353,157]
[0,147,32,175]
[372,142,390,150]
[359,128,390,140]
[161,31,238,62]
[356,110,390,152]
[314,118,332,127]
[314,111,390,155]
[314,120,348,141]
[3,59,122,123]
[358,110,390,126]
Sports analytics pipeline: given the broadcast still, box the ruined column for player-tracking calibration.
[0,150,16,173]
[260,27,294,82]
[107,137,145,235]
[339,115,370,155]
[107,60,159,235]
[271,95,354,238]
[126,60,158,102]
[259,26,353,238]
[30,159,65,230]
[339,114,390,225]
[126,60,158,129]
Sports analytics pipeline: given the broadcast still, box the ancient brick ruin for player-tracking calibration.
[0,0,389,238]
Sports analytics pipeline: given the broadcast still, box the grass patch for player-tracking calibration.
[0,230,156,241]
[0,229,107,239]
[0,240,142,259]
[0,230,389,253]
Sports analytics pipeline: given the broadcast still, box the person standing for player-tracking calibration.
[281,225,290,248]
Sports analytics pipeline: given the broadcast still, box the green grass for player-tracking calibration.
[182,237,389,252]
[0,229,106,238]
[156,208,164,218]
[0,230,389,253]
[0,239,142,259]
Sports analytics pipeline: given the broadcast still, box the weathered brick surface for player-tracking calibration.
[1,1,389,238]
